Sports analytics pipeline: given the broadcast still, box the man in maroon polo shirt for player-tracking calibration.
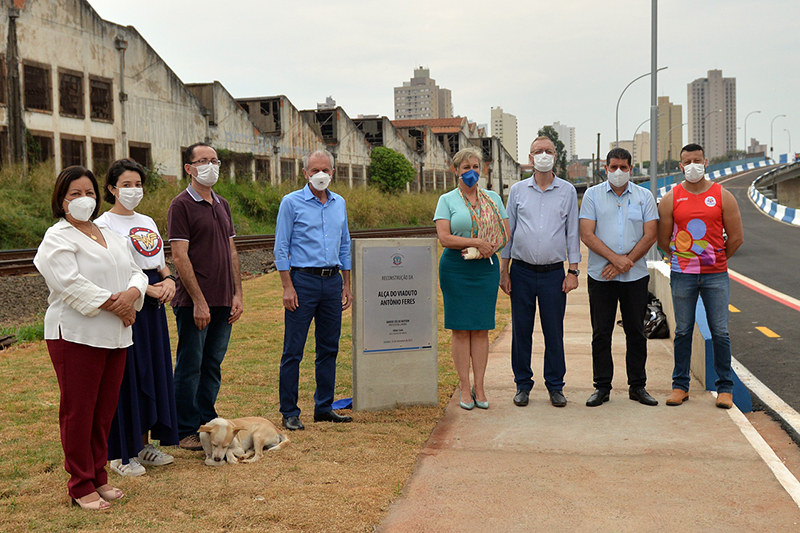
[167,142,244,450]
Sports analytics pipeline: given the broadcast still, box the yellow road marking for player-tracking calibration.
[756,326,780,338]
[729,304,740,313]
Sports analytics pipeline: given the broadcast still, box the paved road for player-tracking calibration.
[721,168,800,410]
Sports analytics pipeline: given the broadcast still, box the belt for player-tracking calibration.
[513,260,563,273]
[291,266,340,277]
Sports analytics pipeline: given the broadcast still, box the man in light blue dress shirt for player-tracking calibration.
[579,147,659,407]
[500,136,581,408]
[274,149,353,431]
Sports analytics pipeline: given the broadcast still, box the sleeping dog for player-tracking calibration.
[198,417,290,466]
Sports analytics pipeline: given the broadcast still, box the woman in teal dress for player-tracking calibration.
[434,147,510,410]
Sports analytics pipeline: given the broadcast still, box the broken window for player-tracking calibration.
[335,163,349,183]
[352,164,365,185]
[255,157,270,182]
[354,120,383,147]
[0,57,6,105]
[409,129,424,153]
[129,142,151,169]
[481,138,493,162]
[435,170,445,190]
[239,101,249,113]
[92,140,114,178]
[259,99,282,134]
[30,132,54,163]
[423,170,434,192]
[90,77,113,121]
[61,136,85,168]
[280,158,296,181]
[59,70,84,117]
[316,111,336,141]
[24,63,52,112]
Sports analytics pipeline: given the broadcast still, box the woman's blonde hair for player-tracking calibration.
[452,147,483,172]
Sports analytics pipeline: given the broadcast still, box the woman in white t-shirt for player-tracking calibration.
[34,166,148,510]
[95,159,179,477]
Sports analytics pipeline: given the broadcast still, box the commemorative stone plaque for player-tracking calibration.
[352,238,438,410]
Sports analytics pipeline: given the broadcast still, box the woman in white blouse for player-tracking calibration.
[34,166,147,511]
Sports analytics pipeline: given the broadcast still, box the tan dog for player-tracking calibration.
[198,417,289,467]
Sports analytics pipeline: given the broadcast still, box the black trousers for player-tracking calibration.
[587,275,650,391]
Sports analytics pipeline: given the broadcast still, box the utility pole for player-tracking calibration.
[596,133,601,185]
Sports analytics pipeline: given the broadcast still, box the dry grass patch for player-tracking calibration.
[0,246,511,532]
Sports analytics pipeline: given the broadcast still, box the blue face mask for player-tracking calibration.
[460,169,480,188]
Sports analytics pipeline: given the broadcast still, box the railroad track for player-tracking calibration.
[0,227,438,276]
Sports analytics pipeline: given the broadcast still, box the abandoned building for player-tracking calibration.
[0,0,520,195]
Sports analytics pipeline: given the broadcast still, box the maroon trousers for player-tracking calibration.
[47,339,126,499]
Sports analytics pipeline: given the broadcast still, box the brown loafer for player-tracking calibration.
[716,392,733,409]
[666,389,689,406]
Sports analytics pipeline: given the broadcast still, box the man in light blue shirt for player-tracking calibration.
[500,136,581,408]
[579,147,659,407]
[274,149,353,430]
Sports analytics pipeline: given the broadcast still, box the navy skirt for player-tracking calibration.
[108,269,179,462]
[439,248,500,331]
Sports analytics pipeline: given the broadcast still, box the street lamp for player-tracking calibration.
[631,113,663,169]
[743,110,761,155]
[703,109,722,149]
[785,129,792,156]
[662,122,687,175]
[615,66,668,147]
[771,114,786,159]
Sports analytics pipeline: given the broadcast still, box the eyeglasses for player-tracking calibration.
[191,159,221,166]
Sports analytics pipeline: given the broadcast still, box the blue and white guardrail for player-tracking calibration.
[656,158,775,200]
[748,163,800,226]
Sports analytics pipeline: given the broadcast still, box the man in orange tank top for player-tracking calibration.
[657,144,743,409]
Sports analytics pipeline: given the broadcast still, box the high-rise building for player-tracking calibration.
[394,67,453,120]
[490,107,518,160]
[657,96,683,164]
[551,121,576,160]
[633,131,650,168]
[317,96,336,110]
[687,69,737,161]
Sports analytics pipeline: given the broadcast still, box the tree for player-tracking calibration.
[368,147,416,192]
[537,126,569,181]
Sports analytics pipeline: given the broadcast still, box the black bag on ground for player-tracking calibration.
[644,293,669,339]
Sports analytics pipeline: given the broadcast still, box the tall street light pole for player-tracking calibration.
[631,113,663,170]
[662,122,687,176]
[649,0,659,199]
[785,129,792,156]
[616,66,668,148]
[703,109,722,150]
[771,114,787,160]
[743,110,761,156]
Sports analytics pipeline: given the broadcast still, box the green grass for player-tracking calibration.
[0,164,443,250]
[0,323,45,343]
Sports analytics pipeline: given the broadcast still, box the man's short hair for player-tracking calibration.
[680,143,704,157]
[302,149,335,170]
[530,136,554,150]
[606,147,632,166]
[184,142,214,165]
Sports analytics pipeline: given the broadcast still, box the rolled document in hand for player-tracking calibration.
[461,247,480,260]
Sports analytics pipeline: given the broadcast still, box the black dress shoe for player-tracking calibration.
[629,387,659,406]
[549,390,567,407]
[513,389,529,406]
[314,410,353,423]
[586,389,610,407]
[282,416,305,431]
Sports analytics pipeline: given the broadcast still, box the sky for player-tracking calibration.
[88,0,800,163]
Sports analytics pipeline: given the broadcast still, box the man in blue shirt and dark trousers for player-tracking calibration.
[500,136,581,408]
[579,147,659,407]
[274,149,353,430]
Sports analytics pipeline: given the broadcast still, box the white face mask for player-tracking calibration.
[116,187,144,210]
[607,169,630,188]
[309,171,331,191]
[194,163,219,187]
[533,153,555,172]
[67,196,96,222]
[683,163,705,183]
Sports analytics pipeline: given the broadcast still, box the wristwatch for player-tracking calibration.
[567,269,580,276]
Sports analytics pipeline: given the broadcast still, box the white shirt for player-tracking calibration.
[34,219,148,349]
[95,211,166,271]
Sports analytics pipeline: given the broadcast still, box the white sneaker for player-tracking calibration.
[110,457,146,477]
[138,443,174,466]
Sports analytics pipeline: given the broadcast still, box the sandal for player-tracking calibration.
[71,492,110,511]
[96,484,124,501]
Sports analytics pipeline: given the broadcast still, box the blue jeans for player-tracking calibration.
[173,306,232,438]
[510,265,567,392]
[670,272,733,393]
[279,271,342,419]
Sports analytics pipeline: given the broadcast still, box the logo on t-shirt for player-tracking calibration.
[129,227,162,257]
[704,196,717,208]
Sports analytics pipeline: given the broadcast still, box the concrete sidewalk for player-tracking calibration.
[379,273,800,532]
